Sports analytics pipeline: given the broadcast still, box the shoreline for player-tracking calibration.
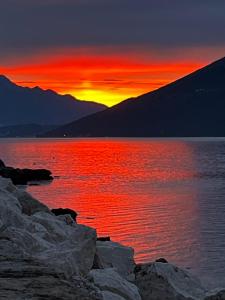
[0,176,224,299]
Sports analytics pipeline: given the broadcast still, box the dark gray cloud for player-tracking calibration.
[1,0,225,57]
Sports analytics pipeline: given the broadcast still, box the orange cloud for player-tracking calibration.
[0,48,208,106]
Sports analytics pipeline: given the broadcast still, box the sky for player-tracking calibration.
[1,0,225,106]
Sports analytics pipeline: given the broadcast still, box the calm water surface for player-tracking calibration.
[1,138,225,288]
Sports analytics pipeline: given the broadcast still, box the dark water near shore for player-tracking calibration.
[1,138,225,288]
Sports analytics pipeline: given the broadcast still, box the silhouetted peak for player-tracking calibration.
[212,56,225,65]
[46,89,58,96]
[202,56,225,71]
[0,75,14,87]
[31,86,59,97]
[32,86,43,92]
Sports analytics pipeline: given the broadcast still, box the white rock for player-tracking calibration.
[135,262,206,300]
[95,241,135,280]
[0,177,97,278]
[14,188,50,215]
[204,289,225,299]
[89,268,141,300]
[0,177,49,215]
[0,240,102,300]
[102,291,125,300]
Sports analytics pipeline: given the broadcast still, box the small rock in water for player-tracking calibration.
[155,257,168,263]
[51,208,78,221]
[97,236,111,242]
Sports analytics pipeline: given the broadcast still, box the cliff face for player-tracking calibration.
[0,176,223,300]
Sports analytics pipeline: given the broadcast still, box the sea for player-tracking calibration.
[1,137,225,289]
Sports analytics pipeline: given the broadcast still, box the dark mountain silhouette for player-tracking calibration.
[43,57,225,137]
[0,75,107,126]
[0,124,57,138]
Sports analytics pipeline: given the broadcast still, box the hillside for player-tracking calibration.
[0,124,57,138]
[43,57,225,137]
[0,75,107,126]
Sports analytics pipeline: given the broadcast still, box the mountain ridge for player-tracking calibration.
[0,75,107,126]
[42,56,225,137]
[0,124,57,138]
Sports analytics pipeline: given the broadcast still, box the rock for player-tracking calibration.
[0,239,102,300]
[205,290,225,299]
[0,177,50,215]
[0,160,53,185]
[0,177,97,278]
[155,257,168,263]
[97,236,111,241]
[17,189,50,215]
[32,212,97,277]
[102,291,125,300]
[94,241,136,280]
[134,262,206,300]
[0,167,27,185]
[56,213,75,225]
[0,159,6,168]
[89,268,141,300]
[51,208,78,221]
[22,168,53,181]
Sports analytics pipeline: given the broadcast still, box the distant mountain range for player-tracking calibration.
[0,124,57,138]
[0,75,107,127]
[43,56,225,137]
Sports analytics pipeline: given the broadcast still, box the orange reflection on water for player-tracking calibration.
[0,138,200,267]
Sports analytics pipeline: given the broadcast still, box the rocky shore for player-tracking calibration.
[0,176,224,300]
[0,159,53,185]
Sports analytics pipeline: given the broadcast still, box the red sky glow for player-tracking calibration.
[1,46,225,106]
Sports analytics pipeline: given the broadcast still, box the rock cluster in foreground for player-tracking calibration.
[0,176,224,300]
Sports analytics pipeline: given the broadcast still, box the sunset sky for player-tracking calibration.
[1,0,225,106]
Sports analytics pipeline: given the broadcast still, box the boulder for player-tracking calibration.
[17,189,50,215]
[155,257,168,263]
[102,291,125,300]
[134,262,206,300]
[22,168,53,181]
[0,239,102,300]
[89,268,141,300]
[204,290,225,299]
[0,160,53,185]
[51,207,77,221]
[0,177,97,278]
[0,167,27,185]
[32,212,97,277]
[0,159,6,168]
[94,241,135,280]
[97,236,111,242]
[0,177,50,215]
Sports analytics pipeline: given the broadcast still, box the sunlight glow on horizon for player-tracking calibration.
[1,46,220,106]
[69,88,129,107]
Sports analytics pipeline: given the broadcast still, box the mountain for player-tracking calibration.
[0,75,107,126]
[43,57,225,137]
[0,124,57,138]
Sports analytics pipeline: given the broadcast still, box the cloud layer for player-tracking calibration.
[1,0,225,105]
[1,0,225,56]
